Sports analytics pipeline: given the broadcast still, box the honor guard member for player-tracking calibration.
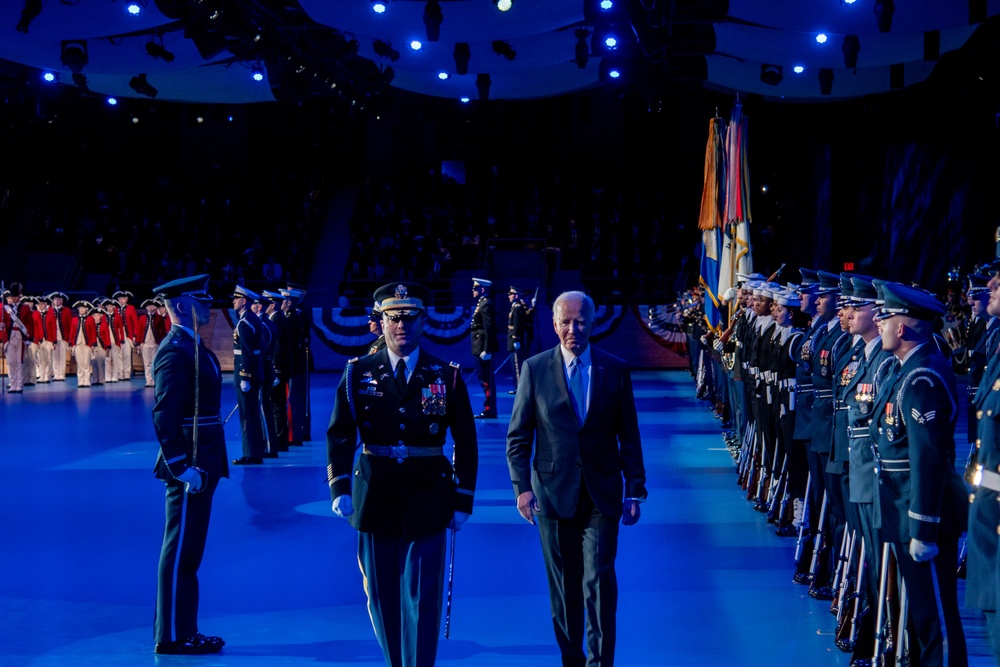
[150,274,227,655]
[49,291,72,381]
[327,281,478,667]
[795,270,843,590]
[232,285,267,465]
[367,299,386,355]
[471,277,498,418]
[3,282,32,393]
[103,298,124,383]
[279,287,309,446]
[961,272,998,475]
[507,285,528,389]
[114,290,140,380]
[869,280,968,667]
[965,265,1000,663]
[69,300,96,388]
[91,302,113,385]
[33,296,57,383]
[263,289,291,452]
[250,292,280,458]
[21,296,38,386]
[840,275,894,660]
[138,298,168,388]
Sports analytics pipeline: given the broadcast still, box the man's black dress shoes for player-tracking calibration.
[155,633,225,655]
[232,456,263,465]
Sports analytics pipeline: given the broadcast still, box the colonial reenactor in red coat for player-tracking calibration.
[70,300,97,388]
[103,298,125,384]
[115,290,140,380]
[33,296,58,383]
[91,306,113,385]
[138,298,168,388]
[22,296,38,386]
[49,292,73,381]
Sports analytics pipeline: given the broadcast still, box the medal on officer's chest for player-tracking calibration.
[359,371,383,397]
[819,349,829,376]
[839,359,859,386]
[422,380,448,415]
[884,401,896,426]
[855,383,873,414]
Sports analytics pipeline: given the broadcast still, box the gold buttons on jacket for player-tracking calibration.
[977,410,984,419]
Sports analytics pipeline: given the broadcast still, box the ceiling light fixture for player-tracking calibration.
[760,64,782,86]
[423,0,443,42]
[372,0,387,14]
[145,39,175,63]
[60,40,88,74]
[842,34,860,70]
[454,42,471,75]
[494,0,513,11]
[129,73,158,98]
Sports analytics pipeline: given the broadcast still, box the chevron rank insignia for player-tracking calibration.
[910,408,936,424]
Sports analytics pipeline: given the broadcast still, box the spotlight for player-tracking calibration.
[126,1,145,15]
[454,42,471,75]
[760,64,782,86]
[494,0,512,11]
[492,40,516,61]
[874,0,894,32]
[145,39,175,63]
[818,67,833,95]
[842,34,860,70]
[438,71,449,80]
[591,24,630,57]
[251,64,265,82]
[15,0,42,34]
[129,73,158,98]
[423,0,443,42]
[373,39,400,62]
[815,33,828,44]
[599,56,631,83]
[60,40,88,74]
[583,0,624,24]
[410,40,423,51]
[372,0,387,13]
[574,28,590,69]
[793,65,804,74]
[476,73,491,101]
[41,71,56,83]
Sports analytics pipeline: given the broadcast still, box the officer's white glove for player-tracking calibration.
[479,352,491,361]
[177,467,205,494]
[530,297,537,308]
[273,377,280,387]
[332,494,354,518]
[513,342,521,350]
[712,339,724,351]
[909,538,939,562]
[449,511,470,531]
[240,380,251,393]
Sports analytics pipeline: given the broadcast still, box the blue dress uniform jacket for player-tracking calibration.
[966,348,1000,612]
[233,309,263,386]
[792,316,831,441]
[828,334,862,474]
[869,345,968,544]
[326,348,478,537]
[845,345,895,504]
[810,322,845,455]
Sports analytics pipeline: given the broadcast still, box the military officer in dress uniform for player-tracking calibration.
[280,287,309,446]
[3,282,32,393]
[263,289,291,452]
[232,285,266,465]
[471,277,498,418]
[966,264,1000,663]
[327,281,478,667]
[507,285,528,390]
[150,274,227,656]
[960,273,999,479]
[49,291,72,381]
[367,300,386,355]
[869,280,968,667]
[251,292,280,458]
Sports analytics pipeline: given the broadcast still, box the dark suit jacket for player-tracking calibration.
[326,347,478,538]
[507,345,647,520]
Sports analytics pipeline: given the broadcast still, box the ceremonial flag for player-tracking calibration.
[698,116,726,332]
[719,98,754,299]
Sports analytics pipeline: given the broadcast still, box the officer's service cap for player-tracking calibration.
[279,288,305,303]
[966,274,990,298]
[873,280,945,322]
[48,291,69,302]
[154,274,212,302]
[262,289,283,301]
[976,259,1000,278]
[472,277,492,288]
[374,282,430,315]
[798,268,819,285]
[369,300,383,322]
[253,293,271,306]
[231,285,260,301]
[508,285,524,295]
[847,275,878,305]
[816,270,841,296]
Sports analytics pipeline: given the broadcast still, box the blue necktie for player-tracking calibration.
[569,356,587,422]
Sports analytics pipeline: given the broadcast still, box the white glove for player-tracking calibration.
[273,377,280,387]
[177,467,205,494]
[332,494,354,518]
[449,511,471,531]
[513,342,521,350]
[479,352,491,361]
[909,538,939,562]
[530,297,537,308]
[240,380,251,393]
[712,339,724,351]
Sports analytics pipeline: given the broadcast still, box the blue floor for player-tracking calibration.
[0,369,992,666]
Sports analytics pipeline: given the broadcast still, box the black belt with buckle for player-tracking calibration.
[363,445,443,459]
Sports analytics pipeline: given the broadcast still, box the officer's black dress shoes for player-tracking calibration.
[155,633,225,655]
[262,452,279,458]
[232,456,263,465]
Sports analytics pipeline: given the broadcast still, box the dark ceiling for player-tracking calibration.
[0,0,998,109]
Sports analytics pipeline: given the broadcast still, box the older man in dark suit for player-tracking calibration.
[506,290,647,667]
